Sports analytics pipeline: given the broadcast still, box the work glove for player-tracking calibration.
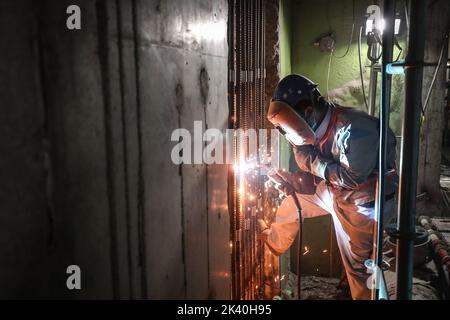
[257,196,301,256]
[293,145,329,181]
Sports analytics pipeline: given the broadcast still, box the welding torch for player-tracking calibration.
[267,169,303,300]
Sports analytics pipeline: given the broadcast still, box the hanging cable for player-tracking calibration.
[331,0,355,59]
[358,25,369,111]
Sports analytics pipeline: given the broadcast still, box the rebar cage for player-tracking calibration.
[228,0,280,300]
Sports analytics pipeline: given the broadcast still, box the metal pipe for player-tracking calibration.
[368,44,379,116]
[395,0,427,300]
[372,0,395,300]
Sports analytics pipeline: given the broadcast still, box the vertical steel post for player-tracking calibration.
[395,0,427,300]
[372,0,395,300]
[368,44,379,116]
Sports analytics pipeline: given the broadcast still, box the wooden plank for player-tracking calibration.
[136,0,230,299]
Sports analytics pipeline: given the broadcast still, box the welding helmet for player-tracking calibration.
[267,74,319,146]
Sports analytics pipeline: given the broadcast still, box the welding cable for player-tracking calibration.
[291,193,303,300]
[358,25,369,111]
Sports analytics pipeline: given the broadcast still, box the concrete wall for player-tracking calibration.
[0,0,229,299]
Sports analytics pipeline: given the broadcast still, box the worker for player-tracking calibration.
[261,74,398,300]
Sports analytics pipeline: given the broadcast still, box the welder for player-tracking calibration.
[261,74,398,300]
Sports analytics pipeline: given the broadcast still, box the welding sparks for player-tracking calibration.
[303,246,310,256]
[233,161,256,174]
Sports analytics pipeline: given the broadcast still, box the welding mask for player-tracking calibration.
[267,100,317,146]
[269,74,321,146]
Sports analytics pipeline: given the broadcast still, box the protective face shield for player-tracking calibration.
[267,100,317,146]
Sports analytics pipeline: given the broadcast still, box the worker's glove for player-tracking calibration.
[293,145,328,181]
[264,179,291,199]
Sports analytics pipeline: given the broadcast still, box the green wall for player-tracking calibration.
[289,0,407,136]
[280,0,292,77]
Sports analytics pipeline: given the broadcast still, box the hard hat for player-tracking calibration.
[272,74,320,109]
[268,74,319,146]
